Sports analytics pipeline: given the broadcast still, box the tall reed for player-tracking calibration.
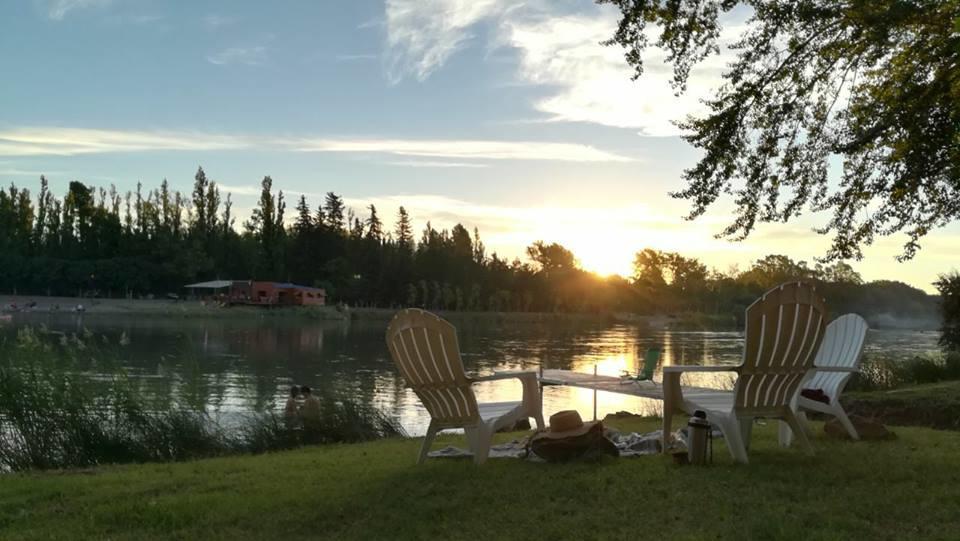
[0,327,404,472]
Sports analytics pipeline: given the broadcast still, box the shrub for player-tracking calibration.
[935,272,960,352]
[848,351,960,392]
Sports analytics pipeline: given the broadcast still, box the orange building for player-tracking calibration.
[185,280,325,307]
[229,281,326,307]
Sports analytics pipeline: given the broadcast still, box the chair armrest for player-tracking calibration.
[662,365,740,374]
[471,370,542,423]
[812,366,859,373]
[469,370,538,383]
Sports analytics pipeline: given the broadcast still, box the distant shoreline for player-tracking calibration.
[0,295,936,330]
[0,295,686,327]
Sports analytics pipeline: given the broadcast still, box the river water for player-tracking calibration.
[0,314,941,435]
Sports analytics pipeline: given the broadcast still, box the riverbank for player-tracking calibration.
[0,295,347,319]
[2,416,959,540]
[0,295,681,327]
[0,295,935,331]
[845,381,960,430]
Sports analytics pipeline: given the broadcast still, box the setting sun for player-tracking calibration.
[567,238,634,277]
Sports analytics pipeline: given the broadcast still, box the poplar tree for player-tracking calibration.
[395,206,414,252]
[323,192,345,233]
[365,204,383,242]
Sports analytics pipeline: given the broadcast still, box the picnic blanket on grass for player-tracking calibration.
[427,429,699,461]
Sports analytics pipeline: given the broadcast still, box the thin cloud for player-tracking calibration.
[0,127,253,156]
[218,184,264,197]
[292,138,634,163]
[383,0,518,83]
[357,17,383,30]
[0,127,633,163]
[0,168,61,177]
[42,0,111,20]
[206,46,267,66]
[203,14,237,29]
[105,13,164,25]
[385,160,488,168]
[335,53,379,62]
[220,183,322,200]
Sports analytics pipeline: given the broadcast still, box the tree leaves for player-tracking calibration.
[601,0,960,261]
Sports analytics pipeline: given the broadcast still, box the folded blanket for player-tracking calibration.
[801,388,830,404]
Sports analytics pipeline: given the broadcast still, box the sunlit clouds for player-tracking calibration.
[0,127,254,156]
[382,0,734,136]
[500,13,731,136]
[341,194,742,277]
[291,138,634,162]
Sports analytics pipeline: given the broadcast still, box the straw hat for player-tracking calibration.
[539,410,600,439]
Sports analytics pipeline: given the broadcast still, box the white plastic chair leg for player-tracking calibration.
[833,405,860,440]
[739,417,754,451]
[797,411,814,439]
[418,422,439,465]
[783,410,814,455]
[779,419,794,447]
[780,407,815,447]
[718,416,749,464]
[520,376,544,430]
[465,425,492,465]
[533,410,545,431]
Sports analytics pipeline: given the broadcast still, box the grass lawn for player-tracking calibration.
[2,417,960,540]
[845,381,960,429]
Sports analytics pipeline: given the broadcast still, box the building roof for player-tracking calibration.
[272,282,325,293]
[184,280,233,289]
[183,280,325,294]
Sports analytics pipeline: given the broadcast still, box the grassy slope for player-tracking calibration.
[845,381,960,429]
[3,418,960,541]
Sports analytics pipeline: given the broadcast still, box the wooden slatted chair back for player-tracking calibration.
[807,313,868,399]
[735,282,828,413]
[386,309,480,425]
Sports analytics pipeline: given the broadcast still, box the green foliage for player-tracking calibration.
[526,241,576,272]
[935,272,960,351]
[0,329,404,472]
[848,352,960,392]
[628,249,938,325]
[246,176,286,279]
[601,0,960,260]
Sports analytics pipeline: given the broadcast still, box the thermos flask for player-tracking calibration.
[687,410,711,465]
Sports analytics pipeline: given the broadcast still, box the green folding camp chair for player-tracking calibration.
[621,347,661,383]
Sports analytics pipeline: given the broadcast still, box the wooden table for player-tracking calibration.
[539,369,666,399]
[537,369,719,453]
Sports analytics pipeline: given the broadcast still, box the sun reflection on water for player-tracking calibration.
[390,324,744,435]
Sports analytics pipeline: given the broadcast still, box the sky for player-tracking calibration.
[0,0,956,292]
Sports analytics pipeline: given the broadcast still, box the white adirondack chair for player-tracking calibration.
[386,309,544,464]
[780,313,869,446]
[662,282,828,463]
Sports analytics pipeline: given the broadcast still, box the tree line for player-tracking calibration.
[0,169,939,324]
